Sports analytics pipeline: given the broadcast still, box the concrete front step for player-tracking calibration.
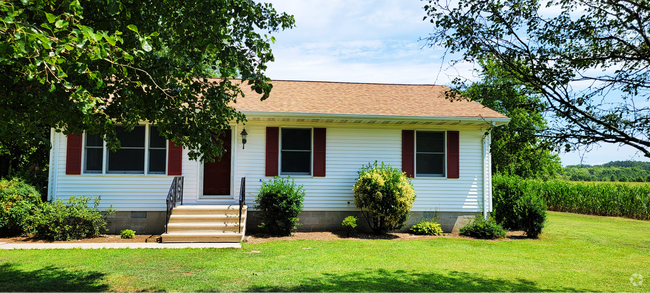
[171,205,247,215]
[162,232,243,243]
[169,214,245,223]
[167,222,245,233]
[162,204,248,243]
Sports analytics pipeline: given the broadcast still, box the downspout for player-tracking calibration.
[482,132,487,220]
[482,124,494,220]
[47,128,55,201]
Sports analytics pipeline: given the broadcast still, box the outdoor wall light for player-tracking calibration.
[241,128,248,149]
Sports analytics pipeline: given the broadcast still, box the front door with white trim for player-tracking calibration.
[203,130,232,196]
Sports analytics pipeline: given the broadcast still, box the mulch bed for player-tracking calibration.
[0,231,528,244]
[244,230,528,243]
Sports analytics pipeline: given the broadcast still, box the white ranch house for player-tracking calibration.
[47,80,509,242]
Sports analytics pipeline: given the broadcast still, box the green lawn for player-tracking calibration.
[1,212,649,292]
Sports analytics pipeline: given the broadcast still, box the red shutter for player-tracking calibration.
[66,133,82,175]
[402,130,415,178]
[168,141,183,175]
[265,127,279,176]
[313,128,326,177]
[447,131,460,179]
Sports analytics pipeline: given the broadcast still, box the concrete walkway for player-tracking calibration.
[0,242,241,250]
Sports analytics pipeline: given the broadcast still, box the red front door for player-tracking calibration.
[203,130,231,195]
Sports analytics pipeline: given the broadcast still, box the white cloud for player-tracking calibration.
[263,0,647,165]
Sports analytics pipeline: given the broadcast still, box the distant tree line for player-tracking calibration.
[561,161,650,182]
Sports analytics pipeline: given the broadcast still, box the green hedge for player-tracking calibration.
[494,175,650,220]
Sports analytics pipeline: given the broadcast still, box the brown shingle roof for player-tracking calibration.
[234,80,507,119]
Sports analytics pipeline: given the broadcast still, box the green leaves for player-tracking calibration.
[127,24,138,34]
[2,0,294,166]
[45,12,55,23]
[424,0,650,158]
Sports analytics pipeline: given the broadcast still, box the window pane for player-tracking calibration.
[86,133,103,147]
[116,126,145,148]
[149,126,166,148]
[281,151,311,173]
[109,149,145,172]
[149,149,166,173]
[417,131,445,153]
[85,148,103,172]
[417,154,445,176]
[282,128,311,150]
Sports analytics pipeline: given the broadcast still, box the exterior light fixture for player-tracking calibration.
[241,128,248,149]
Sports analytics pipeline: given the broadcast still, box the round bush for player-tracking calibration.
[459,216,506,239]
[255,177,305,236]
[353,162,416,234]
[410,219,443,235]
[0,178,43,236]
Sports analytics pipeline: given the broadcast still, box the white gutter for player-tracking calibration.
[241,111,511,126]
[47,128,56,201]
[482,124,494,220]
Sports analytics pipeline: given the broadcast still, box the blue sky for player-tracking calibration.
[262,0,650,166]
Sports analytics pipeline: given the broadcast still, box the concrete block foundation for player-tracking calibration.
[246,211,480,234]
[105,211,166,234]
[104,210,479,235]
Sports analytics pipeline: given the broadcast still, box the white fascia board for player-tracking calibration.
[241,111,511,126]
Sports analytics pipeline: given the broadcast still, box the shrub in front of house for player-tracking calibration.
[255,177,305,236]
[492,175,547,238]
[0,178,43,236]
[342,216,358,236]
[353,161,416,234]
[518,193,546,238]
[459,216,506,239]
[410,219,443,235]
[120,229,136,239]
[28,196,114,241]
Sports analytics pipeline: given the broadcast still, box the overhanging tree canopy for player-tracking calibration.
[0,0,294,163]
[424,0,650,157]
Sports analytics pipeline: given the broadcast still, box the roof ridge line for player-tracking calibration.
[267,79,444,86]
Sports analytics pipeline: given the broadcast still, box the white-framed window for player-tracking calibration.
[83,124,167,175]
[415,131,446,177]
[280,127,312,175]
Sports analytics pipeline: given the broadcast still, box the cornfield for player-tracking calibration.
[494,175,650,220]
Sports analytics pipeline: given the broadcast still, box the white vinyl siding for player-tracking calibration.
[50,120,488,212]
[50,131,199,211]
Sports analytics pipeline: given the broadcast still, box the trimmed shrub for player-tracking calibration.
[410,219,443,235]
[353,162,416,234]
[519,193,546,238]
[460,216,506,239]
[28,196,114,241]
[342,216,358,236]
[255,177,305,236]
[120,229,136,239]
[0,178,42,236]
[492,175,547,238]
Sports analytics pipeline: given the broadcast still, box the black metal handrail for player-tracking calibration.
[238,177,246,233]
[165,176,184,233]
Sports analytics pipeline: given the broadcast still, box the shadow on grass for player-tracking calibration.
[248,269,584,292]
[0,263,109,292]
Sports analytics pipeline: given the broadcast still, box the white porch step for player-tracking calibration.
[162,205,247,243]
[166,222,244,233]
[171,205,247,215]
[169,214,244,223]
[163,232,244,243]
